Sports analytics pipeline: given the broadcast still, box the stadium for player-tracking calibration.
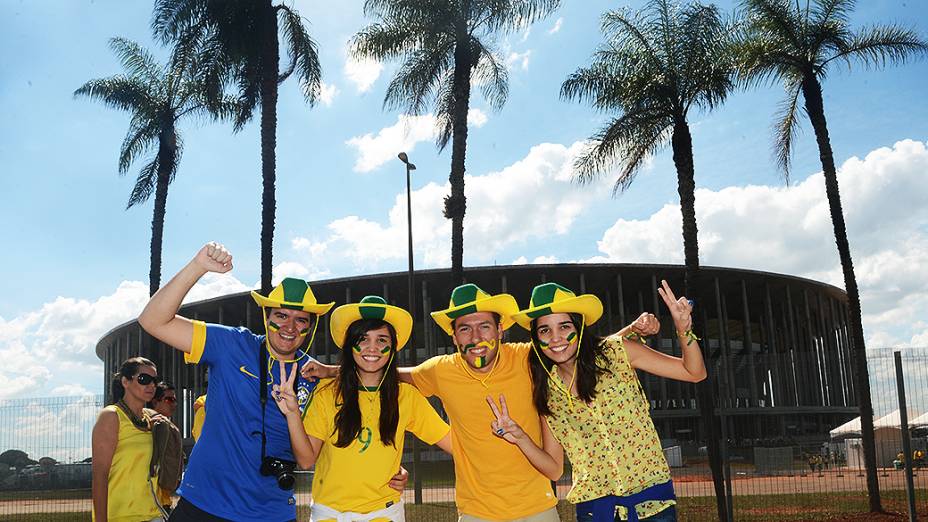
[95,262,857,447]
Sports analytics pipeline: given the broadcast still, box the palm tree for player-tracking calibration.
[561,1,735,518]
[75,37,240,295]
[352,0,560,286]
[737,0,927,512]
[152,0,322,294]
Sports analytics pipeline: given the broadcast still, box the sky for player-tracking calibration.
[0,0,927,400]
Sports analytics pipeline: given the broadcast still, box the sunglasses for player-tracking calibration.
[135,373,162,386]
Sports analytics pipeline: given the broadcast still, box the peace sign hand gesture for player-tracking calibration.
[486,394,528,445]
[657,279,693,333]
[272,362,300,417]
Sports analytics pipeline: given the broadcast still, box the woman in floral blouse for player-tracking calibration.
[508,279,706,522]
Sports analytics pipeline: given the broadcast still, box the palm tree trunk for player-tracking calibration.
[259,1,280,295]
[445,33,472,287]
[671,117,729,522]
[149,127,175,297]
[801,73,882,513]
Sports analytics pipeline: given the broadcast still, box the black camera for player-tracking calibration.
[260,457,297,490]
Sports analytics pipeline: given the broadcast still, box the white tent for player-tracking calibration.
[873,408,922,429]
[830,416,862,438]
[909,411,928,428]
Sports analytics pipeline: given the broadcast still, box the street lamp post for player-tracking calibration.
[397,152,422,504]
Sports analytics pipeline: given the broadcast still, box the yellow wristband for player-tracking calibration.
[678,329,700,346]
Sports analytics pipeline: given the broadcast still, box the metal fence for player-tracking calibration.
[1,348,926,521]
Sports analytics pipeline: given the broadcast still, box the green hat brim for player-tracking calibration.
[430,293,519,336]
[512,294,603,330]
[329,302,413,350]
[251,291,334,315]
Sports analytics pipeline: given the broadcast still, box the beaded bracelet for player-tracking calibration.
[678,329,700,346]
[624,331,648,343]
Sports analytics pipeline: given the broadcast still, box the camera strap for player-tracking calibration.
[259,336,268,463]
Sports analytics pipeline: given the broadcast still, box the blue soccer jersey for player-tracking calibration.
[178,322,317,521]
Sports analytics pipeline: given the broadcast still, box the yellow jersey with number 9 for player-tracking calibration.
[303,379,449,514]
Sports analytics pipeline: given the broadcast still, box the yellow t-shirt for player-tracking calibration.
[411,343,558,520]
[93,405,162,522]
[303,379,450,514]
[191,394,207,442]
[545,336,674,519]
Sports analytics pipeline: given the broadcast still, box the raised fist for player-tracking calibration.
[193,242,233,274]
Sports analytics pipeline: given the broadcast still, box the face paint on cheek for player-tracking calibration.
[566,332,577,343]
[538,339,550,351]
[380,346,391,354]
[267,321,281,332]
[352,344,362,353]
[298,327,310,337]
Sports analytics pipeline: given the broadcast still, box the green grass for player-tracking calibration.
[0,491,923,521]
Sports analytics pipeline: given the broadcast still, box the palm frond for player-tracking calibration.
[470,38,508,111]
[434,71,456,150]
[771,78,803,180]
[127,156,159,209]
[108,37,164,87]
[383,44,454,114]
[823,24,928,70]
[278,5,322,103]
[74,76,154,113]
[118,115,161,174]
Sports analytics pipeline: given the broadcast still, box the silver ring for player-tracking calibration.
[687,299,695,307]
[495,428,505,436]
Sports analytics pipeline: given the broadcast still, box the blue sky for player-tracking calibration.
[0,0,927,398]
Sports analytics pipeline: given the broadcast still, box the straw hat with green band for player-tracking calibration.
[329,296,413,350]
[430,283,519,335]
[512,282,604,330]
[251,277,334,314]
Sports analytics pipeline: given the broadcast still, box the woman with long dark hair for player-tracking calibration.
[91,357,164,522]
[274,296,451,521]
[508,281,706,522]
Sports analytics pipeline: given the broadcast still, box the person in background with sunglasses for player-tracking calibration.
[92,357,164,522]
[150,383,178,418]
[148,382,181,513]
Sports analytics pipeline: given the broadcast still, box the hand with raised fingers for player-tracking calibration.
[486,394,527,445]
[631,312,660,337]
[193,242,233,274]
[657,279,693,333]
[300,360,337,381]
[272,362,300,416]
[387,466,409,492]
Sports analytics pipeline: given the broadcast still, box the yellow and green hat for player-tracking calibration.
[512,282,603,330]
[250,277,334,315]
[329,296,413,350]
[430,283,519,336]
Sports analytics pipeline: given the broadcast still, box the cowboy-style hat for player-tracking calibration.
[251,277,334,315]
[329,296,413,350]
[430,283,519,336]
[512,282,603,330]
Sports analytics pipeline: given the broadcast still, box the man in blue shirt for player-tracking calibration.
[139,242,405,521]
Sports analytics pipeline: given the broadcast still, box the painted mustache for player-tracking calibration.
[461,340,497,368]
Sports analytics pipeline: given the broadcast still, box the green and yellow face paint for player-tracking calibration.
[352,343,392,355]
[459,339,497,369]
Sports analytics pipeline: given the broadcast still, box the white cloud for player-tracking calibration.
[0,275,250,400]
[49,384,94,397]
[318,81,339,106]
[548,17,563,34]
[287,141,609,276]
[344,55,383,93]
[346,110,491,173]
[589,139,928,350]
[506,50,532,71]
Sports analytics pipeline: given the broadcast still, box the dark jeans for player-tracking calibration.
[168,497,298,522]
[576,504,678,522]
